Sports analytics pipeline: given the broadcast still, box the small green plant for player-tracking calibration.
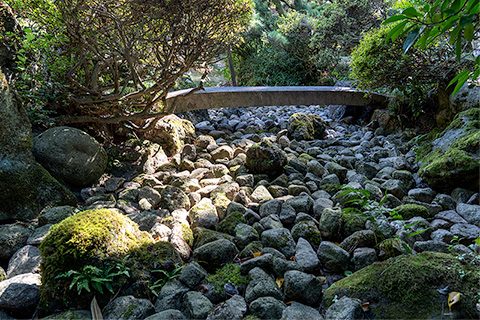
[148,264,185,297]
[56,261,130,295]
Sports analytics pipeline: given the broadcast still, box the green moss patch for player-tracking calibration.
[206,263,249,294]
[323,252,480,319]
[393,204,430,219]
[216,211,246,235]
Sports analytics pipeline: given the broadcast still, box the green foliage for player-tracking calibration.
[6,0,253,129]
[383,0,480,96]
[350,23,461,116]
[234,0,392,86]
[56,260,130,295]
[206,263,249,294]
[148,264,184,297]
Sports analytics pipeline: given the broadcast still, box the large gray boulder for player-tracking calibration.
[6,245,41,278]
[0,273,41,318]
[33,126,108,186]
[193,239,238,272]
[0,69,76,222]
[283,270,323,305]
[0,223,32,262]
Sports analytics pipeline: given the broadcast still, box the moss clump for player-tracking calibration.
[216,211,246,235]
[323,252,480,319]
[181,222,194,247]
[39,209,153,313]
[298,153,315,163]
[206,263,249,294]
[393,204,430,219]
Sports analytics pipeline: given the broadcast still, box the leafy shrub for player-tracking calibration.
[234,0,393,86]
[6,0,252,129]
[350,24,461,115]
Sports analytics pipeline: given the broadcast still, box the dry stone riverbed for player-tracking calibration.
[0,104,479,319]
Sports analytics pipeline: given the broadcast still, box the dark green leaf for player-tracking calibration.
[404,27,421,53]
[402,7,422,17]
[464,23,474,41]
[459,14,474,26]
[418,27,432,49]
[384,14,407,24]
[387,20,409,42]
[449,0,462,12]
[448,69,471,87]
[449,25,462,44]
[441,0,451,11]
[468,1,479,14]
[455,34,462,60]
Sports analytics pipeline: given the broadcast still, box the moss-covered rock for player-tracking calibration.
[193,227,234,249]
[417,108,480,192]
[291,221,322,248]
[144,114,195,157]
[287,113,326,141]
[393,204,430,219]
[245,139,288,176]
[0,158,77,222]
[39,209,153,313]
[323,252,480,319]
[341,211,367,237]
[216,211,246,235]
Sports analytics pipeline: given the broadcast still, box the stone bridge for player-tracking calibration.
[165,86,391,114]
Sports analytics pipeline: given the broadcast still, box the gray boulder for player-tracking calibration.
[245,139,288,176]
[283,270,322,305]
[353,247,378,271]
[287,113,326,141]
[0,223,32,261]
[206,295,246,320]
[145,114,195,156]
[154,279,189,312]
[317,241,350,273]
[295,237,320,272]
[245,267,284,303]
[33,126,107,186]
[6,245,41,278]
[319,207,342,240]
[189,198,218,229]
[249,296,286,320]
[0,273,41,317]
[261,228,296,258]
[145,310,187,320]
[325,296,364,320]
[193,239,238,272]
[160,186,190,211]
[183,291,213,320]
[456,203,480,227]
[103,295,155,320]
[38,205,77,226]
[179,262,208,289]
[282,301,323,320]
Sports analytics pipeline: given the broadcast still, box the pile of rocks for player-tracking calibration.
[0,104,479,319]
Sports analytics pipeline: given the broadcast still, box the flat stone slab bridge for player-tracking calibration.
[165,86,391,113]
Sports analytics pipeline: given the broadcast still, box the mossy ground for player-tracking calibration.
[324,252,480,319]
